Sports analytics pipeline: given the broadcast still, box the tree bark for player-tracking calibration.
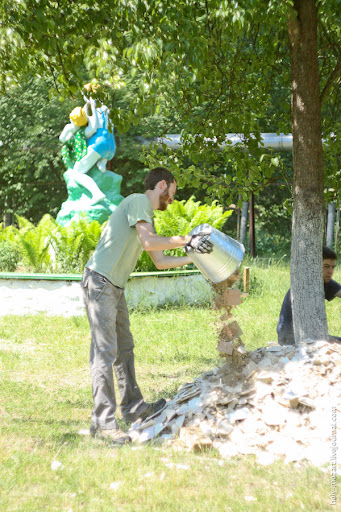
[239,201,248,246]
[288,0,328,343]
[249,194,256,257]
[326,202,336,249]
[3,197,13,227]
[236,195,241,241]
[3,213,12,227]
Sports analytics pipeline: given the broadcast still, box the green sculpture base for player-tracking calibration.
[56,167,124,226]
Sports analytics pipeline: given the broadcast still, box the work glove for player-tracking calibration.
[184,233,213,254]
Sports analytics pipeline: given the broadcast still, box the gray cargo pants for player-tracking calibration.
[81,268,145,429]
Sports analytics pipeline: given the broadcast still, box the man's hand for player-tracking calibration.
[184,234,213,254]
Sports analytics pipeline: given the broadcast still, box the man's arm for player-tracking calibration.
[136,221,188,251]
[335,290,341,298]
[148,250,191,270]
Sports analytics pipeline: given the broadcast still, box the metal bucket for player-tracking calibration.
[188,224,245,284]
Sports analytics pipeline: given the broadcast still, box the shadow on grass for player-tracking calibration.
[57,431,85,444]
[7,417,94,446]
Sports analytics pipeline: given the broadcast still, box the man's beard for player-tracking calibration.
[158,187,170,211]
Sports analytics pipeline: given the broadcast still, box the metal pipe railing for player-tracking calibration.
[137,133,293,152]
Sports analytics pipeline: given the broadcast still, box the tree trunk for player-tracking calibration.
[249,194,256,257]
[239,201,248,246]
[3,212,12,227]
[288,0,328,343]
[3,197,13,227]
[236,195,241,240]
[326,202,336,249]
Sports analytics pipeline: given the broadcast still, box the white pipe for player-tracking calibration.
[326,202,336,249]
[138,133,293,151]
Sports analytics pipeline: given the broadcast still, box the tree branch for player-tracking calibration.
[45,56,60,94]
[320,59,341,104]
[55,41,70,85]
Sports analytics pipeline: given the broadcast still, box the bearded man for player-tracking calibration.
[81,167,212,444]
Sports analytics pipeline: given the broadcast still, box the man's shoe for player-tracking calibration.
[90,423,97,437]
[90,424,131,446]
[138,398,167,422]
[123,398,167,424]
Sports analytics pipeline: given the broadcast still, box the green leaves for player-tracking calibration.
[0,199,231,274]
[48,215,103,273]
[14,214,56,272]
[0,214,104,273]
[0,77,73,222]
[0,241,20,272]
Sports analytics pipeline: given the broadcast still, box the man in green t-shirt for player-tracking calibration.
[81,167,213,445]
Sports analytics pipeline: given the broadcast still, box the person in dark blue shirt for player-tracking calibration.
[277,247,341,345]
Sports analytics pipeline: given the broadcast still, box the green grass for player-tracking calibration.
[0,262,340,511]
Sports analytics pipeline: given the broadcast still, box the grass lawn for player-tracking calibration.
[0,262,340,511]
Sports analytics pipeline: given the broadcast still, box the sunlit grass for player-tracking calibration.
[0,262,340,511]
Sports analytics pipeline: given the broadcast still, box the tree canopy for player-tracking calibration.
[1,1,339,205]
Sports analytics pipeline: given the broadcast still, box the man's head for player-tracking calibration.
[144,167,177,211]
[323,246,337,283]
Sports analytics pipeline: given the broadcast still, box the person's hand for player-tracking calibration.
[184,234,213,254]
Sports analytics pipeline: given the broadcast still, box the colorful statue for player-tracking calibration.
[56,96,124,226]
[73,101,116,175]
[59,99,116,205]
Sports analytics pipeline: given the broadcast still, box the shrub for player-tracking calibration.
[49,216,103,273]
[0,197,232,274]
[0,241,20,272]
[0,215,104,274]
[15,214,55,272]
[154,196,232,236]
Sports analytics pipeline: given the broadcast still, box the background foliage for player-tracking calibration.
[0,78,73,221]
[0,198,231,273]
[0,76,295,257]
[1,0,338,203]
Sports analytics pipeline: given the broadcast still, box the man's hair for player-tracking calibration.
[144,167,176,191]
[323,246,337,260]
